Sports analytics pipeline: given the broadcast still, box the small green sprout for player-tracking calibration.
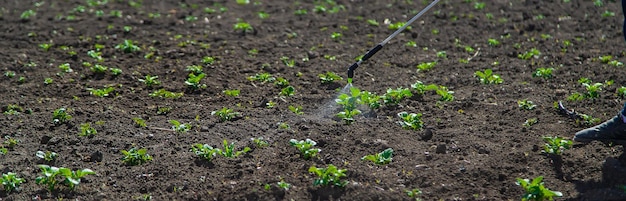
[20,9,36,20]
[4,71,15,78]
[308,164,348,187]
[266,101,276,108]
[3,137,18,149]
[543,136,572,155]
[474,69,503,84]
[280,86,295,97]
[233,19,253,33]
[53,108,72,125]
[90,64,108,74]
[517,99,536,110]
[1,172,25,193]
[44,78,53,85]
[110,68,122,76]
[121,147,153,166]
[331,32,342,40]
[138,75,160,88]
[383,87,413,106]
[436,51,447,58]
[318,71,343,84]
[594,0,603,7]
[149,89,184,99]
[191,144,219,162]
[79,123,97,137]
[273,77,290,87]
[115,39,141,53]
[602,10,615,17]
[518,48,541,60]
[397,112,424,130]
[434,85,455,102]
[36,150,59,162]
[132,117,147,128]
[35,165,95,191]
[211,107,240,122]
[185,73,207,90]
[289,139,321,159]
[251,137,269,148]
[87,86,115,97]
[257,11,270,19]
[474,2,486,9]
[533,67,554,79]
[388,22,411,31]
[248,72,275,83]
[576,113,601,127]
[582,82,603,99]
[280,56,296,67]
[523,118,538,127]
[294,9,308,15]
[335,87,362,124]
[276,180,291,191]
[609,60,624,67]
[405,41,417,47]
[367,19,379,26]
[617,86,626,98]
[488,38,500,46]
[360,90,381,109]
[362,148,393,165]
[406,189,423,201]
[416,61,437,71]
[217,139,251,158]
[516,176,563,201]
[0,147,6,155]
[169,120,191,133]
[39,43,53,51]
[223,89,240,97]
[3,104,23,115]
[201,56,216,65]
[289,105,304,115]
[186,65,204,75]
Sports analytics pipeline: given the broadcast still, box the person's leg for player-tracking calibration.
[574,104,626,144]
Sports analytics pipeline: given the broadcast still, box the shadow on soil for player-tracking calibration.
[570,147,626,201]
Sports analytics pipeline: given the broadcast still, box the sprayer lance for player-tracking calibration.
[346,0,440,84]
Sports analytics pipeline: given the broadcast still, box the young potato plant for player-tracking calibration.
[190,143,220,162]
[115,39,141,53]
[138,75,160,88]
[318,71,342,84]
[582,82,603,99]
[149,89,184,99]
[617,86,626,98]
[576,113,601,127]
[35,165,95,191]
[223,89,240,97]
[121,147,153,166]
[533,67,554,79]
[416,61,437,71]
[36,150,59,162]
[217,139,251,158]
[53,108,72,125]
[397,112,424,130]
[405,188,423,201]
[251,137,269,148]
[308,164,348,187]
[248,72,276,83]
[186,65,204,75]
[289,105,304,115]
[1,172,25,193]
[335,87,362,124]
[169,120,191,133]
[518,48,541,60]
[518,99,536,110]
[475,69,503,84]
[211,107,240,122]
[87,86,115,97]
[362,148,393,165]
[360,90,381,109]
[185,73,207,90]
[542,136,572,155]
[79,123,97,137]
[3,104,23,115]
[289,139,321,159]
[516,176,563,201]
[383,87,413,106]
[280,86,296,96]
[2,137,18,149]
[234,19,253,33]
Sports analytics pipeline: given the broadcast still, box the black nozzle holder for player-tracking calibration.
[347,44,383,81]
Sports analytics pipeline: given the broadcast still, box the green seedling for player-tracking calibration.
[4,71,15,78]
[331,32,342,40]
[1,172,25,193]
[3,104,23,115]
[518,99,536,110]
[169,120,191,133]
[397,112,424,130]
[289,105,304,115]
[44,78,53,85]
[39,43,52,51]
[617,86,626,98]
[388,22,411,31]
[3,137,18,149]
[53,108,72,125]
[90,64,108,74]
[280,56,296,67]
[518,48,541,60]
[110,68,122,76]
[289,139,321,159]
[87,86,115,97]
[234,19,253,33]
[248,72,275,83]
[190,143,219,162]
[121,147,152,166]
[308,164,348,187]
[406,188,423,201]
[132,117,147,128]
[582,82,603,99]
[523,118,538,127]
[186,65,204,75]
[185,73,207,90]
[488,38,500,46]
[405,41,417,47]
[258,11,269,19]
[218,139,251,158]
[609,60,624,67]
[603,10,616,17]
[360,90,381,109]
[576,113,600,127]
[0,147,6,155]
[367,19,379,26]
[266,101,276,108]
[318,71,343,84]
[273,77,290,87]
[223,89,240,97]
[79,123,97,137]
[115,39,141,53]
[362,148,393,165]
[36,165,95,191]
[416,61,437,71]
[383,87,413,106]
[251,137,269,148]
[475,69,503,84]
[138,75,160,88]
[36,150,58,162]
[276,180,291,191]
[20,9,36,20]
[201,56,216,65]
[211,107,240,122]
[516,176,563,201]
[543,136,572,155]
[149,89,184,99]
[58,63,73,74]
[474,2,486,9]
[294,9,308,15]
[280,86,295,96]
[335,87,362,124]
[533,67,554,79]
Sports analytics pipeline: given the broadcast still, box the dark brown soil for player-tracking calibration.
[2,0,626,200]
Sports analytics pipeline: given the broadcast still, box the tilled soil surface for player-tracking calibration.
[2,0,626,200]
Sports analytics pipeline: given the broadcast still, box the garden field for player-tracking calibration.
[3,0,626,200]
